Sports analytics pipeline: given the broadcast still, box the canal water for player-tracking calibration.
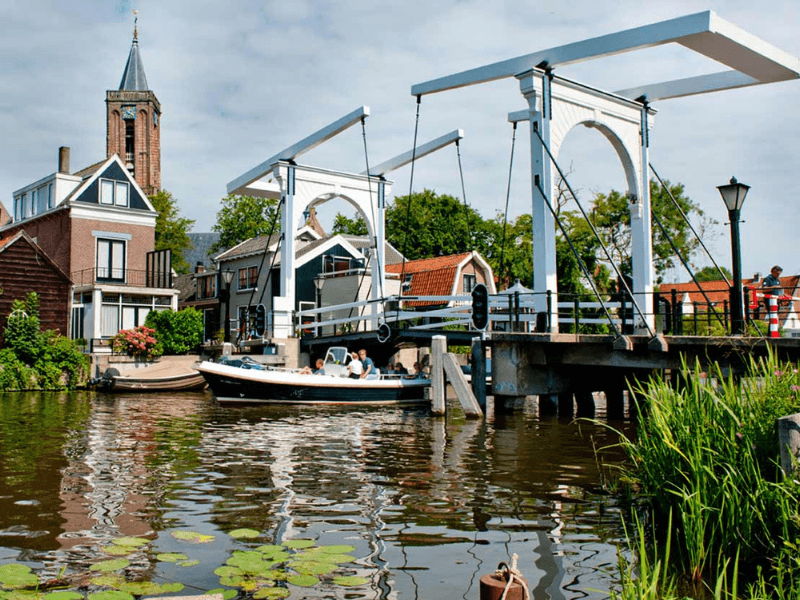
[0,391,636,599]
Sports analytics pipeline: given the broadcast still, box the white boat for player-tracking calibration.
[197,347,430,405]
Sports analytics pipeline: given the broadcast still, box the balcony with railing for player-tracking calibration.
[71,268,173,289]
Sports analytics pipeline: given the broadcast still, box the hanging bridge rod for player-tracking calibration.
[649,163,731,286]
[399,96,422,294]
[455,139,474,253]
[498,122,518,284]
[533,178,621,338]
[532,125,655,337]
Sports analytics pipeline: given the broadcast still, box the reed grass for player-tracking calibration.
[608,347,800,598]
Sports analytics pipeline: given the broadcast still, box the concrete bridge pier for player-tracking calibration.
[575,390,596,418]
[605,389,626,420]
[557,392,574,418]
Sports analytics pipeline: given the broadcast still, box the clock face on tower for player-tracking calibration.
[122,105,137,120]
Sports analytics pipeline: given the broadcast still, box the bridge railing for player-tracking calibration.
[295,288,770,337]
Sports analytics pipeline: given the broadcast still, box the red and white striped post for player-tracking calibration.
[767,294,780,338]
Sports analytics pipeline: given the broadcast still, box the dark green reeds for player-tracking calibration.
[610,348,800,598]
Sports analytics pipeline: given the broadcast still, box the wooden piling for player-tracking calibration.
[442,353,483,418]
[431,335,446,415]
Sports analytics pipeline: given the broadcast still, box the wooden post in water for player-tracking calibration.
[431,335,446,415]
[442,353,483,418]
[778,413,800,476]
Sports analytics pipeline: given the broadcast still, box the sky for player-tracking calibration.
[0,0,798,283]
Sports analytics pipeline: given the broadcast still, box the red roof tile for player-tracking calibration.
[386,253,473,307]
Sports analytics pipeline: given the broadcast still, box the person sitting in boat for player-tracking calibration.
[348,352,363,379]
[405,361,426,379]
[385,363,396,376]
[358,349,378,380]
[394,362,408,375]
[300,358,326,375]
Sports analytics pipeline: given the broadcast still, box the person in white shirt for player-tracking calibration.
[348,352,363,379]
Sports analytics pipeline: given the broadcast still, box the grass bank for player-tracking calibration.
[608,349,800,599]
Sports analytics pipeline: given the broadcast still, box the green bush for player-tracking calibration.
[0,293,89,390]
[145,308,203,355]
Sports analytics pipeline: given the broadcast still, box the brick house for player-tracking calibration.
[0,231,72,343]
[0,151,176,345]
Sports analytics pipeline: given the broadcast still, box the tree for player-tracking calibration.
[694,265,732,282]
[385,190,493,261]
[150,190,195,274]
[332,213,368,236]
[211,195,280,254]
[560,179,714,287]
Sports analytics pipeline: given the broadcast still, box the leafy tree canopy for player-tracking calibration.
[694,265,732,282]
[211,195,280,254]
[149,190,195,274]
[332,213,368,236]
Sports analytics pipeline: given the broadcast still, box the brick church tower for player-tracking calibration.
[106,18,161,196]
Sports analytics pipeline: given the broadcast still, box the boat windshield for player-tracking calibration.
[324,347,350,366]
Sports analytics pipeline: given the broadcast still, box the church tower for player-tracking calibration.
[106,15,161,195]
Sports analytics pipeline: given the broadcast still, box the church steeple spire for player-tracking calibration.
[106,11,162,195]
[119,11,149,92]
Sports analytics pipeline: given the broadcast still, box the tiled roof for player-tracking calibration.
[72,160,105,179]
[215,234,281,261]
[386,253,473,306]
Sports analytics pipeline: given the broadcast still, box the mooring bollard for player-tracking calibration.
[767,294,779,338]
[479,554,529,600]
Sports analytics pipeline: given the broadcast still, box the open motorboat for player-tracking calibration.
[197,347,430,405]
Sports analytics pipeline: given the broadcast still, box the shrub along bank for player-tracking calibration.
[0,293,89,390]
[610,349,800,599]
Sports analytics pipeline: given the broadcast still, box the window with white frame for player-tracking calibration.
[463,273,477,293]
[47,183,54,209]
[30,189,38,216]
[96,239,126,281]
[100,179,130,207]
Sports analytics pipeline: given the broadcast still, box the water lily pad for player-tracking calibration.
[0,564,39,589]
[283,539,316,549]
[88,559,129,573]
[214,566,242,578]
[90,574,125,588]
[102,546,131,556]
[287,560,336,576]
[156,553,188,563]
[178,560,200,567]
[87,592,134,600]
[219,575,248,588]
[252,588,289,599]
[287,574,319,587]
[171,530,215,543]
[206,590,237,600]
[333,575,369,586]
[229,528,260,539]
[118,582,183,596]
[315,545,355,554]
[254,545,283,556]
[255,550,289,563]
[227,551,273,574]
[302,552,353,564]
[44,593,84,600]
[110,537,149,548]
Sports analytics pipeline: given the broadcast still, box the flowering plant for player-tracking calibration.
[112,326,162,359]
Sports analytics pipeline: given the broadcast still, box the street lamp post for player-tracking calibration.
[717,177,750,335]
[221,267,235,343]
[313,275,325,337]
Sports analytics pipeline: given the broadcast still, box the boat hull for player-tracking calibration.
[197,361,430,405]
[108,372,208,392]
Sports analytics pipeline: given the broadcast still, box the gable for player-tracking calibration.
[73,161,150,210]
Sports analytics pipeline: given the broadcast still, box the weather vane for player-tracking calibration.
[133,9,139,40]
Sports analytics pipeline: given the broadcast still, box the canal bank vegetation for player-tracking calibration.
[0,292,89,390]
[610,349,800,599]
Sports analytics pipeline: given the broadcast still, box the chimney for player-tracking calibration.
[195,262,205,274]
[58,147,70,174]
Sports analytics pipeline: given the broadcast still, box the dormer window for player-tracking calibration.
[100,179,130,207]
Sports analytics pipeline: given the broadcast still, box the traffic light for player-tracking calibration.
[471,284,488,330]
[254,304,266,337]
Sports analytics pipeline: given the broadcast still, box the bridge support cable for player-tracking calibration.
[533,178,621,338]
[650,163,730,285]
[532,126,654,337]
[650,207,728,330]
[360,116,384,301]
[498,122,518,285]
[454,139,475,252]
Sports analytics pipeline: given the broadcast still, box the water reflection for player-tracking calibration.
[0,391,635,599]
